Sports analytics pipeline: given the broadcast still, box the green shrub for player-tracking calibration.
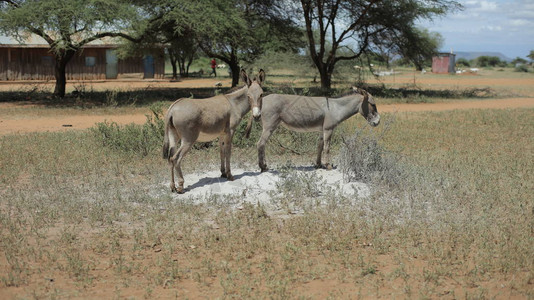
[514,64,529,73]
[91,102,165,156]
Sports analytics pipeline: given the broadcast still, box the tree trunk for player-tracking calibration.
[178,57,186,77]
[169,53,178,80]
[53,50,75,98]
[318,65,332,90]
[229,63,240,87]
[186,55,194,77]
[54,62,67,98]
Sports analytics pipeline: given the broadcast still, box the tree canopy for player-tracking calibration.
[294,0,461,89]
[1,0,462,95]
[175,0,303,86]
[0,0,148,97]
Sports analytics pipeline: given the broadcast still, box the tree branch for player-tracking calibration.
[337,0,381,44]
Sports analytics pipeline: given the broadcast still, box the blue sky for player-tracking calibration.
[418,0,534,59]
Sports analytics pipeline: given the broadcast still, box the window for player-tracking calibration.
[85,56,96,67]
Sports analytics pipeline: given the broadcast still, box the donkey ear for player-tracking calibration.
[257,69,266,85]
[240,69,252,86]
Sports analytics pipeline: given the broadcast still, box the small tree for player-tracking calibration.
[511,57,527,65]
[476,56,503,67]
[0,0,147,98]
[456,58,470,67]
[527,50,534,63]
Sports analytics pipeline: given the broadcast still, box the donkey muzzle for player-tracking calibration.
[369,114,380,127]
[252,107,261,119]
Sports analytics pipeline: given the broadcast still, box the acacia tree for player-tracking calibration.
[0,0,147,97]
[295,0,461,89]
[177,0,302,87]
[169,30,198,78]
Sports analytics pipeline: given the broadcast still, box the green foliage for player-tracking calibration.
[475,56,506,67]
[514,64,530,73]
[456,58,470,67]
[511,57,528,65]
[91,102,165,156]
[0,0,139,51]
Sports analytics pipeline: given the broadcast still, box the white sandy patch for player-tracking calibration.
[164,167,370,209]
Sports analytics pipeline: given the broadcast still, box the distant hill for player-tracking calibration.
[452,51,513,62]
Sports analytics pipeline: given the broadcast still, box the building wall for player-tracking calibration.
[0,47,165,80]
[432,54,456,74]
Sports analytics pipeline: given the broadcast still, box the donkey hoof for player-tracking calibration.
[227,174,234,181]
[221,173,227,178]
[324,164,333,170]
[176,187,185,194]
[260,165,269,172]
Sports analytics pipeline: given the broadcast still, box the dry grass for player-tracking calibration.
[1,104,533,298]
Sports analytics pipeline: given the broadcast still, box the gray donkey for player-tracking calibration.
[163,69,265,193]
[254,87,379,172]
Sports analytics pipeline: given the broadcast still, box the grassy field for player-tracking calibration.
[1,68,533,298]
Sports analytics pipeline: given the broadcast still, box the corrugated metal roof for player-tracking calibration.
[0,34,121,48]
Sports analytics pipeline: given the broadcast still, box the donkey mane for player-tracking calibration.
[335,87,367,98]
[335,89,359,98]
[224,84,247,95]
[336,87,374,105]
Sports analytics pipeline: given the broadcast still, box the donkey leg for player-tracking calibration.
[315,135,324,168]
[173,142,194,193]
[219,138,227,178]
[223,133,234,181]
[170,159,177,192]
[257,126,276,172]
[169,146,183,192]
[322,129,334,170]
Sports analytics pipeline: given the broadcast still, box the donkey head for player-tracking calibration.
[354,87,380,127]
[241,69,265,120]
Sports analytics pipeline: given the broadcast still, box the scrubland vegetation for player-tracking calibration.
[1,67,533,299]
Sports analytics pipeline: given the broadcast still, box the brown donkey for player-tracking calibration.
[163,69,265,193]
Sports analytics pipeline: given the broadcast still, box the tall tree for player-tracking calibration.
[0,0,147,97]
[175,0,303,87]
[120,0,199,80]
[295,0,460,89]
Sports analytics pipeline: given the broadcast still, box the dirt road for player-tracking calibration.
[1,97,532,135]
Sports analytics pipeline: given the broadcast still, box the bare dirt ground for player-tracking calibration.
[1,76,533,299]
[0,98,532,135]
[1,77,533,135]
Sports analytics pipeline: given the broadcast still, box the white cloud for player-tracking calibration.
[509,19,532,27]
[481,25,503,32]
[417,0,534,58]
[464,0,499,12]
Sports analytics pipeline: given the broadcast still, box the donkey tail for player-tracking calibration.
[162,115,172,160]
[163,99,185,160]
[162,114,178,160]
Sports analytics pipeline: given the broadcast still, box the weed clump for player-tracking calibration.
[91,102,165,156]
[337,120,403,186]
